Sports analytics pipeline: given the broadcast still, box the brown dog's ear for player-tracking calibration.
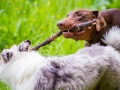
[92,11,106,31]
[92,11,99,18]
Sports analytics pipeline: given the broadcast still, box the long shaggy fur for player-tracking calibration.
[0,26,120,90]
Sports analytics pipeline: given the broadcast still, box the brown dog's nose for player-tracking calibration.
[57,22,65,28]
[57,18,75,30]
[57,22,64,27]
[57,20,65,29]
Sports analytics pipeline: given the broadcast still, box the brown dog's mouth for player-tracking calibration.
[62,25,86,36]
[63,28,84,33]
[62,27,86,38]
[62,23,86,33]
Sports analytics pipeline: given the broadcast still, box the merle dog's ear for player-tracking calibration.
[18,40,31,52]
[92,11,106,31]
[0,49,13,63]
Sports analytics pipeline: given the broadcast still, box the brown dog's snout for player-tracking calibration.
[57,18,76,30]
[57,20,66,29]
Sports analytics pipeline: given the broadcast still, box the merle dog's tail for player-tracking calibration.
[102,26,120,51]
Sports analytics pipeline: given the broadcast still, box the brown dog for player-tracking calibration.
[57,8,120,46]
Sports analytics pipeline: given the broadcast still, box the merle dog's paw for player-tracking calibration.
[0,49,13,63]
[18,40,31,52]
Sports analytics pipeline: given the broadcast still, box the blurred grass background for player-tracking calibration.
[0,0,120,89]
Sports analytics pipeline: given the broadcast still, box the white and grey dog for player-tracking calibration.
[0,26,120,90]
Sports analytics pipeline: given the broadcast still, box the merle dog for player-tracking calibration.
[0,27,120,90]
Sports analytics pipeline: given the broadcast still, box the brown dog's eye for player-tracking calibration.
[76,12,82,16]
[78,16,87,22]
[66,14,69,17]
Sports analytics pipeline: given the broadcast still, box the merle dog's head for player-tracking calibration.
[0,40,31,63]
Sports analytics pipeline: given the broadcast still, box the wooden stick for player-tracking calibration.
[31,19,98,51]
[73,19,98,32]
[31,30,63,51]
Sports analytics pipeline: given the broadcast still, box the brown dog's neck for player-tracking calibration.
[87,25,106,46]
[87,39,106,46]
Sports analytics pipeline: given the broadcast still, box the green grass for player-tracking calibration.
[0,0,120,90]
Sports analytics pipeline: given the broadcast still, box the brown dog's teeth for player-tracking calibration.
[63,28,84,32]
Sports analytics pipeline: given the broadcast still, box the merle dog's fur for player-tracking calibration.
[0,27,120,90]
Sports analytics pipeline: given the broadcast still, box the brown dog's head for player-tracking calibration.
[57,9,106,41]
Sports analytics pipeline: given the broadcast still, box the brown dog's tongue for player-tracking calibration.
[62,32,73,38]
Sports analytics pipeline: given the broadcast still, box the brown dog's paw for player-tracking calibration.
[1,49,13,63]
[18,40,31,52]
